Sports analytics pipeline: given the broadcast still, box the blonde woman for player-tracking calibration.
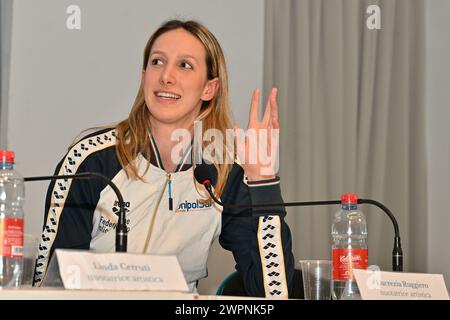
[35,20,295,298]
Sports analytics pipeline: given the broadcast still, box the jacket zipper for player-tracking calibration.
[142,173,171,253]
[168,173,173,211]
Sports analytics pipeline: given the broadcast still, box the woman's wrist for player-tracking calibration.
[245,174,277,182]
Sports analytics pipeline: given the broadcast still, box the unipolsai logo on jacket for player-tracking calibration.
[176,199,212,213]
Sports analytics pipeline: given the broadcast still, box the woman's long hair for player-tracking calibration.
[115,20,234,197]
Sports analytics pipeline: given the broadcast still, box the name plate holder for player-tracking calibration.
[353,268,449,300]
[42,249,189,292]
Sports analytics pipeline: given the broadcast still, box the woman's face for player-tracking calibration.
[143,28,218,128]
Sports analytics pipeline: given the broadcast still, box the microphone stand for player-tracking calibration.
[358,198,403,272]
[24,172,127,252]
[202,184,403,271]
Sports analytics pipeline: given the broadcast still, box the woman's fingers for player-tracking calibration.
[261,88,278,126]
[248,88,260,127]
[247,88,279,129]
[262,89,273,125]
[270,88,279,129]
[237,87,280,179]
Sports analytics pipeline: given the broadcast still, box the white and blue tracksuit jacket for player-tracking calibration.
[34,128,295,298]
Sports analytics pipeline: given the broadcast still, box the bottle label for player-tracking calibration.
[332,248,368,281]
[0,218,24,258]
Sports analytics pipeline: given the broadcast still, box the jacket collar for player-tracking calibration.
[147,131,193,172]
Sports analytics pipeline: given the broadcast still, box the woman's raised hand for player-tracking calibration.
[235,88,280,181]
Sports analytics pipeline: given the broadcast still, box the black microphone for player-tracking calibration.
[194,163,403,272]
[193,163,224,206]
[24,172,127,252]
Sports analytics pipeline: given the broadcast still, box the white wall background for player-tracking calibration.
[0,0,13,148]
[7,0,264,294]
[426,0,450,288]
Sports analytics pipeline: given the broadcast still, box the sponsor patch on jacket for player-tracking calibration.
[98,215,131,233]
[176,199,212,213]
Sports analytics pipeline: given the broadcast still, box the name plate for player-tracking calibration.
[353,268,449,300]
[55,249,189,292]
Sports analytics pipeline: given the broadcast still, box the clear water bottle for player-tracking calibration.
[331,194,368,300]
[0,150,25,287]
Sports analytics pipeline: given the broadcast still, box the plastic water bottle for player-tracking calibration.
[0,150,25,287]
[331,194,368,300]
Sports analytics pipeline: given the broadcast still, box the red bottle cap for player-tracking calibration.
[0,150,15,163]
[341,193,358,205]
